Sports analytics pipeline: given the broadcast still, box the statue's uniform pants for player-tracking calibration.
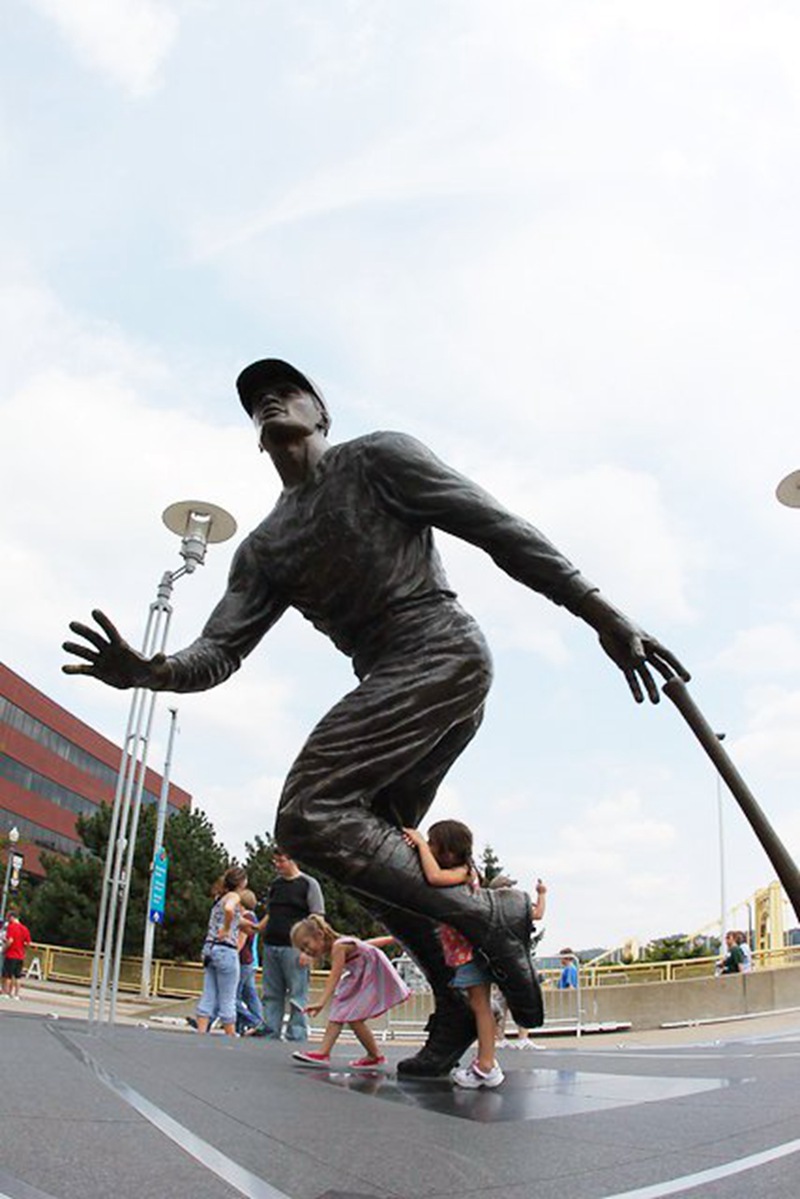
[274,600,493,1000]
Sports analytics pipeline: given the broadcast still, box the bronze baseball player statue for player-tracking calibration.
[64,359,688,1075]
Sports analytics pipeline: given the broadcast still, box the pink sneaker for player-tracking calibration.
[348,1054,387,1069]
[292,1050,331,1067]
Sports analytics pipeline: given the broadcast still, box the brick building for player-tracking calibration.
[0,661,191,880]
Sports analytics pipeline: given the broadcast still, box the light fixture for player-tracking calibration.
[776,469,800,508]
[162,500,238,571]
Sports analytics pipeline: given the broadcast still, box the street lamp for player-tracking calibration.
[715,732,727,951]
[776,469,800,509]
[1,826,20,925]
[90,501,236,1027]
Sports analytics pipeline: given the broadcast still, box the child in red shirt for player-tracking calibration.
[1,909,31,1000]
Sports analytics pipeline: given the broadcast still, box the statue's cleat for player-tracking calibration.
[476,888,544,1029]
[397,994,476,1078]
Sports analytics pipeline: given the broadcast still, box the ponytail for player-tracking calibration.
[210,864,247,900]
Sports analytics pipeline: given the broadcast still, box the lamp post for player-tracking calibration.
[89,501,236,1028]
[1,826,20,925]
[715,733,727,951]
[140,705,179,998]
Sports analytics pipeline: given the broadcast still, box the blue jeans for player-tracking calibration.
[261,945,310,1041]
[197,944,240,1026]
[236,962,264,1033]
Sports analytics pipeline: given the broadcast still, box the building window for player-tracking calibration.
[0,807,82,857]
[0,754,103,818]
[0,695,172,809]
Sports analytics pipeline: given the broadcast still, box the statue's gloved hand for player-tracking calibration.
[578,594,690,704]
[62,609,171,691]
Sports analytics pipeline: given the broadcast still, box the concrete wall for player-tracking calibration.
[581,964,800,1029]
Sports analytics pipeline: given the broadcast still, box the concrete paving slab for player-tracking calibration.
[2,1009,800,1198]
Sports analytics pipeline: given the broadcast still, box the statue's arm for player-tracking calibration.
[370,433,690,703]
[63,537,288,693]
[368,432,598,611]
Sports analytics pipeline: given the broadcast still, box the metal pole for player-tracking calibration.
[663,678,800,922]
[90,569,181,1027]
[89,601,160,1028]
[572,952,582,1039]
[84,500,235,1029]
[0,847,13,924]
[109,576,177,1024]
[140,707,179,998]
[715,733,727,950]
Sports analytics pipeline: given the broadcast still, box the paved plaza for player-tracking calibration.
[1,994,800,1199]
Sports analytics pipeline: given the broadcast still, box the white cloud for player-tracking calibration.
[715,625,800,678]
[731,686,800,776]
[7,1,800,956]
[533,788,678,880]
[200,773,286,863]
[27,0,178,97]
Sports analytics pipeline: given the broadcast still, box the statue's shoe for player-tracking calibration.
[476,888,544,1029]
[397,993,476,1078]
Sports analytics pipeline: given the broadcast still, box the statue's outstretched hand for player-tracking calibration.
[580,595,690,704]
[62,609,170,691]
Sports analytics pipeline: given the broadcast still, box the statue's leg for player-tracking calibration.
[274,609,543,1030]
[348,718,487,1076]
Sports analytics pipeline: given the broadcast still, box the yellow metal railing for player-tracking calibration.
[22,941,800,999]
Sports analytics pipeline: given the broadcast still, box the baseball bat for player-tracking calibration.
[663,676,800,923]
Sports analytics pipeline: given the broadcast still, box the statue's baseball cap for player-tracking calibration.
[236,358,329,430]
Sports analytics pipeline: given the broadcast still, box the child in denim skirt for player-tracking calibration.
[403,820,503,1089]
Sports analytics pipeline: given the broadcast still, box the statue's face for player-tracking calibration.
[252,387,324,448]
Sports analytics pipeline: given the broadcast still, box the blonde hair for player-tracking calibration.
[290,913,340,955]
[239,889,257,911]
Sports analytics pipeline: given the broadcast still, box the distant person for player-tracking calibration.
[489,875,547,1044]
[196,865,248,1036]
[261,849,325,1041]
[558,948,578,990]
[735,930,752,973]
[719,930,745,975]
[290,914,409,1068]
[1,908,31,1000]
[403,820,504,1089]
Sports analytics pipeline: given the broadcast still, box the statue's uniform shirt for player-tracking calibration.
[166,432,597,870]
[167,431,596,691]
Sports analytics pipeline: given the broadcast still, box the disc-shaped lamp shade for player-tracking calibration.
[162,501,237,543]
[776,470,800,509]
[162,501,237,570]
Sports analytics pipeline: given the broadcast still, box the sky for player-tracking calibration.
[2,0,800,957]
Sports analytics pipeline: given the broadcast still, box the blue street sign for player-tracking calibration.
[148,848,169,924]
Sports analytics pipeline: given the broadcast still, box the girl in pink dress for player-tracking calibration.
[289,914,410,1069]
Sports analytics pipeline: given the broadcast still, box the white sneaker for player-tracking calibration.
[451,1060,505,1089]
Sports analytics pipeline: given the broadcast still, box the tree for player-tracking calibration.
[643,934,716,962]
[27,802,229,959]
[159,806,229,959]
[479,844,504,883]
